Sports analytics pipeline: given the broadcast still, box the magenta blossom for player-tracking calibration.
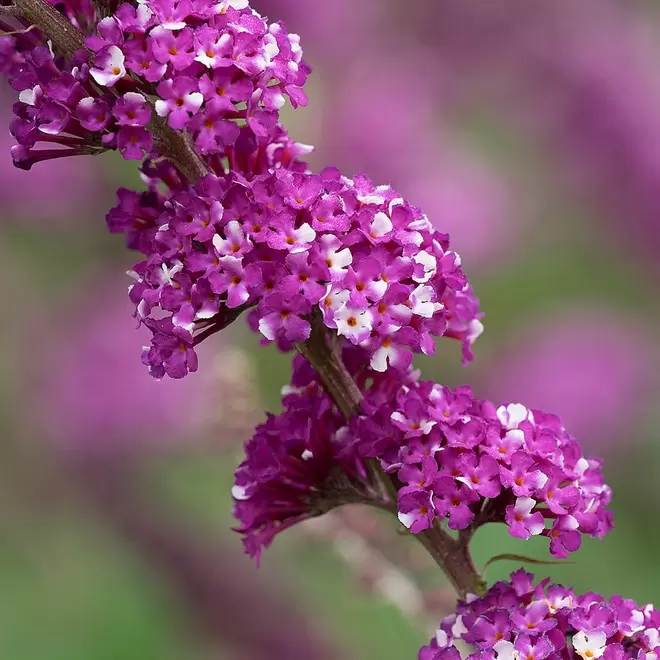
[3,0,309,170]
[421,570,658,660]
[345,354,613,558]
[234,346,613,561]
[114,133,481,378]
[232,367,376,560]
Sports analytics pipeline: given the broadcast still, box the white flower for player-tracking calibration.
[572,631,607,659]
[494,640,519,660]
[292,222,316,246]
[435,629,449,647]
[160,261,184,286]
[90,45,126,87]
[369,211,393,238]
[410,284,444,318]
[334,304,372,343]
[391,410,435,435]
[357,190,388,206]
[513,497,545,536]
[412,251,437,283]
[231,485,250,501]
[388,197,405,214]
[497,403,530,430]
[215,0,249,13]
[319,285,349,314]
[466,319,485,344]
[450,615,468,637]
[397,510,416,529]
[319,234,353,278]
[195,32,232,67]
[645,629,660,648]
[19,84,40,106]
[370,339,402,373]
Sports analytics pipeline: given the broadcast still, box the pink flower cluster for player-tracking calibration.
[0,0,481,379]
[4,0,308,168]
[232,348,407,558]
[232,348,613,560]
[232,354,372,560]
[351,371,612,558]
[420,570,659,660]
[118,149,481,378]
[109,125,310,377]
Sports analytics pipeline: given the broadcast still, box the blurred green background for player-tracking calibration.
[2,1,660,658]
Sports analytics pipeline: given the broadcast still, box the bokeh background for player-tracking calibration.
[2,1,660,658]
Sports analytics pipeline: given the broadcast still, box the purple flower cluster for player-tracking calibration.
[117,146,481,378]
[232,348,612,561]
[1,0,482,380]
[3,0,307,169]
[232,355,372,560]
[350,372,612,558]
[108,125,310,377]
[420,570,659,660]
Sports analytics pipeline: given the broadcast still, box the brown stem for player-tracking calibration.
[295,314,485,599]
[7,0,208,183]
[294,316,363,419]
[419,525,487,598]
[10,0,84,57]
[149,118,209,183]
[294,318,396,504]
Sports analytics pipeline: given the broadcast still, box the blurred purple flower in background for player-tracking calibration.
[25,270,338,659]
[399,145,517,269]
[481,309,658,451]
[257,0,385,53]
[509,1,660,263]
[36,277,238,454]
[392,0,660,265]
[0,87,101,227]
[318,55,520,268]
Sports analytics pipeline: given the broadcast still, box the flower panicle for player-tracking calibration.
[3,0,308,169]
[351,367,613,558]
[231,366,375,561]
[1,0,482,380]
[232,348,613,561]
[420,570,659,660]
[126,162,481,379]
